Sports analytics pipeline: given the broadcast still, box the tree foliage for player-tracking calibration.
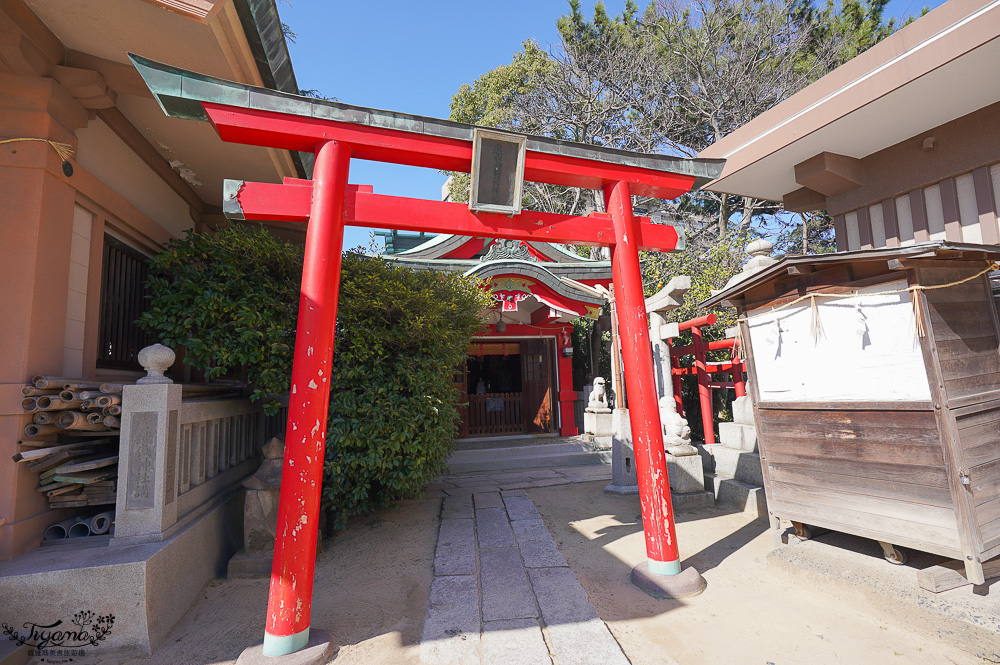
[139,225,302,412]
[140,225,492,527]
[322,253,492,528]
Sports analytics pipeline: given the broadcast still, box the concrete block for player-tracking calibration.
[227,548,273,578]
[512,519,567,568]
[441,494,473,520]
[420,575,480,665]
[480,547,537,621]
[0,488,243,654]
[584,411,613,437]
[482,619,551,665]
[476,508,516,548]
[528,567,630,665]
[706,474,768,518]
[665,453,705,494]
[670,490,715,511]
[733,395,755,425]
[503,496,541,522]
[610,410,639,491]
[718,422,757,452]
[699,445,763,486]
[435,518,476,576]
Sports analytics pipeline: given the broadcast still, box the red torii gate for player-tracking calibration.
[130,54,724,658]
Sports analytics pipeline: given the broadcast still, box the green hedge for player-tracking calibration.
[322,252,490,528]
[139,225,490,527]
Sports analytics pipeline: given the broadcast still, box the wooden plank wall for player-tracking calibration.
[922,267,1000,557]
[759,405,963,557]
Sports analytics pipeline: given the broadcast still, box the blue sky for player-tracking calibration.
[278,0,939,250]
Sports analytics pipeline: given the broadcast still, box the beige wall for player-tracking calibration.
[76,117,193,239]
[831,102,1000,251]
[0,70,192,560]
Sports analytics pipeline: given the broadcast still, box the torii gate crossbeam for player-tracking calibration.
[130,54,725,658]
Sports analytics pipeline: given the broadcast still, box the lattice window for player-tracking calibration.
[524,352,543,381]
[97,234,151,369]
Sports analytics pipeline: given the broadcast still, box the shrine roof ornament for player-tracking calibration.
[127,53,725,198]
[463,260,605,308]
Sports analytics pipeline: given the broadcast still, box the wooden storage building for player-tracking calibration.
[702,242,1000,584]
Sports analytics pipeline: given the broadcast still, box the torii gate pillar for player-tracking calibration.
[263,140,350,656]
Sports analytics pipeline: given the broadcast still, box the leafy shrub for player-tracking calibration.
[323,252,491,528]
[139,225,302,412]
[139,226,491,526]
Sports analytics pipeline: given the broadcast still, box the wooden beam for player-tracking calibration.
[793,152,862,196]
[917,556,1000,592]
[531,307,560,326]
[203,103,697,201]
[0,0,65,69]
[229,180,681,251]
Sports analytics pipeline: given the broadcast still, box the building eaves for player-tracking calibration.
[700,241,1000,309]
[231,0,310,178]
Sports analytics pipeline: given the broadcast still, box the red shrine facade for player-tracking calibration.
[383,234,612,438]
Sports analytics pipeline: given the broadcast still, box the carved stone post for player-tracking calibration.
[113,344,182,545]
[646,277,698,457]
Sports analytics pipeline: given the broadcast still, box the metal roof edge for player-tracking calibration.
[126,54,724,183]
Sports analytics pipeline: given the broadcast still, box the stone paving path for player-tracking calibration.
[419,465,630,665]
[423,464,614,499]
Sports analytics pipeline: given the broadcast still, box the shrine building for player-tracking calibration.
[380,231,612,438]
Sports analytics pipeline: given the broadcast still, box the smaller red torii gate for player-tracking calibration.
[130,54,725,658]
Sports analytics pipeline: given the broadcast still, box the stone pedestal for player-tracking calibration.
[112,383,183,545]
[605,409,639,494]
[607,409,713,507]
[228,437,284,578]
[584,410,613,438]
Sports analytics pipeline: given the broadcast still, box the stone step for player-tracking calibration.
[698,444,764,486]
[718,422,757,452]
[447,442,610,474]
[705,473,767,518]
[670,489,716,511]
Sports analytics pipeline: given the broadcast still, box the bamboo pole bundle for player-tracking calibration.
[86,413,103,425]
[32,412,54,425]
[21,387,60,397]
[24,423,62,437]
[32,376,76,390]
[56,411,107,431]
[103,416,120,428]
[99,383,125,394]
[95,394,121,407]
[60,390,87,401]
[62,381,103,390]
[35,396,83,411]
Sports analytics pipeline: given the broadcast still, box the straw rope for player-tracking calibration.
[0,137,75,161]
[737,261,999,340]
